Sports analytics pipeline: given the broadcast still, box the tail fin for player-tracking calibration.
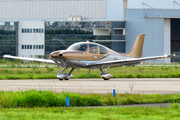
[123,34,145,58]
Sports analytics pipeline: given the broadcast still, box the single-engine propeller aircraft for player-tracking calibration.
[3,34,174,80]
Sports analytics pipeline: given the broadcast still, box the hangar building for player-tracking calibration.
[0,0,180,63]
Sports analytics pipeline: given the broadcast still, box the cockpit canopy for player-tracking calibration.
[67,43,87,52]
[67,43,107,54]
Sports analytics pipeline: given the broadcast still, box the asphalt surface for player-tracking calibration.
[78,103,180,108]
[1,78,180,94]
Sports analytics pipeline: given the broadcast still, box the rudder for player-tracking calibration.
[123,34,145,58]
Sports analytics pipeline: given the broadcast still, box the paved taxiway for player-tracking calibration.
[1,78,180,94]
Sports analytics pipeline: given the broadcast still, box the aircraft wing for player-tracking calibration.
[3,55,56,64]
[85,55,174,68]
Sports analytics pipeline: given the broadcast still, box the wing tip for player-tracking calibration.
[3,55,11,58]
[164,54,176,58]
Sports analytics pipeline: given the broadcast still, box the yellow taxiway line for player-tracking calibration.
[62,81,84,85]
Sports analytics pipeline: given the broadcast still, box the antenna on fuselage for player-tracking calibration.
[93,35,99,43]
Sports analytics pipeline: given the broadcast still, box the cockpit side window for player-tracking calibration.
[67,44,87,52]
[89,44,98,54]
[100,46,107,54]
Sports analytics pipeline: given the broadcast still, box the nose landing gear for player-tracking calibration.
[57,67,74,81]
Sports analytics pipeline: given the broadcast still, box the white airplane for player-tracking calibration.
[4,34,174,80]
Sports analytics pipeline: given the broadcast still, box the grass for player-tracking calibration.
[1,90,180,119]
[1,90,180,108]
[1,59,180,79]
[1,65,180,79]
[0,90,102,108]
[1,105,180,120]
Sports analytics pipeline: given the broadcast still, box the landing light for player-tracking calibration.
[164,55,168,58]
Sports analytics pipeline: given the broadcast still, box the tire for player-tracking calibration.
[59,79,63,81]
[103,78,109,80]
[65,78,69,80]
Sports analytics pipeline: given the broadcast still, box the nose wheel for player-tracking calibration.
[57,68,74,81]
[59,78,69,80]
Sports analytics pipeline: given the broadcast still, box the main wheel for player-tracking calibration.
[59,79,63,81]
[65,78,69,80]
[103,78,109,80]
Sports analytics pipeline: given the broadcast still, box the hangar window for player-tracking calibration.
[22,45,27,49]
[93,28,110,35]
[22,45,43,49]
[0,22,5,25]
[22,29,33,33]
[113,28,125,35]
[32,28,44,33]
[22,29,24,33]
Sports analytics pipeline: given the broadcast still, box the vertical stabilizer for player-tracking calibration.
[123,34,145,58]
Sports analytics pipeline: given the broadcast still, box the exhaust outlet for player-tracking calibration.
[59,54,63,57]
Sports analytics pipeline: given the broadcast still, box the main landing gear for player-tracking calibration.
[57,67,74,81]
[99,68,113,80]
[57,67,113,81]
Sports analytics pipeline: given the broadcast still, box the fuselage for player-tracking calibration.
[50,42,131,68]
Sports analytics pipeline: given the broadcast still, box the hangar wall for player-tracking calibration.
[0,0,125,57]
[125,9,166,63]
[164,19,171,63]
[128,0,180,9]
[126,9,180,63]
[0,0,106,19]
[0,0,124,21]
[18,21,44,57]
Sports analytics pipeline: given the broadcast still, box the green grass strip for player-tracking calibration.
[1,90,180,108]
[1,105,180,120]
[1,66,180,79]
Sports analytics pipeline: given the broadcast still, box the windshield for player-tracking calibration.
[67,43,87,52]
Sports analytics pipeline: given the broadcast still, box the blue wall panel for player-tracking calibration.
[125,9,144,53]
[142,18,164,57]
[125,9,165,63]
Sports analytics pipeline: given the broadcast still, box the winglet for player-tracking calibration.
[123,34,145,58]
[164,54,176,58]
